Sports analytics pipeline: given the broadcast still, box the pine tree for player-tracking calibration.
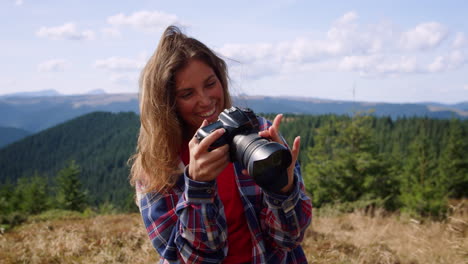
[15,173,50,214]
[0,183,15,215]
[304,114,396,210]
[55,161,88,211]
[438,118,468,198]
[399,130,447,219]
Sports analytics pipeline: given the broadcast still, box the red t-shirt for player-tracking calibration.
[181,143,253,263]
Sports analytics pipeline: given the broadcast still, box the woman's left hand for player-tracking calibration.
[244,114,301,194]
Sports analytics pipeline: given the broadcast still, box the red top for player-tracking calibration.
[181,143,253,263]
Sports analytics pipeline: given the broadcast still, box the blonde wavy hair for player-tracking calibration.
[129,25,232,193]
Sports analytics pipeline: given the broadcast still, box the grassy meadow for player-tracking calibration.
[1,201,466,264]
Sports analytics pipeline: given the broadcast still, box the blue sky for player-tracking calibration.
[1,0,468,103]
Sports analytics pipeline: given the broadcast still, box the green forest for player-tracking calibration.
[1,111,467,229]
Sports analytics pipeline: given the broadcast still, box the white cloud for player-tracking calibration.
[219,12,395,66]
[36,23,95,40]
[464,85,468,91]
[427,50,467,72]
[218,12,464,80]
[107,10,181,32]
[94,56,145,71]
[37,59,68,72]
[399,22,448,51]
[335,11,358,25]
[453,32,468,49]
[427,56,445,73]
[15,0,23,6]
[339,55,382,72]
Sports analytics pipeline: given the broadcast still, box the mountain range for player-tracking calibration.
[0,90,467,148]
[1,108,465,210]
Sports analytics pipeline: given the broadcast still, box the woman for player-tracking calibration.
[130,25,312,264]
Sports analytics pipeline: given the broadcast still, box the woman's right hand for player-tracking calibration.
[188,120,230,182]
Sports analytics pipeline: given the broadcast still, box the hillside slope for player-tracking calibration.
[0,126,30,148]
[0,111,139,208]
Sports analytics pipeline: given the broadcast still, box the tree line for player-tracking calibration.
[272,113,467,219]
[0,111,467,223]
[0,161,90,230]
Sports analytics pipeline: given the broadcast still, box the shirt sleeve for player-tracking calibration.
[138,168,228,264]
[257,116,313,250]
[261,161,312,250]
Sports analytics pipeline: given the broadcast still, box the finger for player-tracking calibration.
[190,119,209,145]
[258,114,282,140]
[208,144,230,158]
[269,114,284,143]
[272,114,283,129]
[288,136,301,175]
[197,128,226,152]
[258,130,270,138]
[291,136,301,163]
[268,126,282,144]
[200,154,230,175]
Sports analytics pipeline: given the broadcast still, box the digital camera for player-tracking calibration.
[196,106,292,192]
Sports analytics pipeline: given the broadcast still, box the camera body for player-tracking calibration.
[196,106,260,152]
[196,106,292,192]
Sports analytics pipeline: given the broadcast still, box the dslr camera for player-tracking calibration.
[196,106,292,192]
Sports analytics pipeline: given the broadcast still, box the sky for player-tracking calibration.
[1,0,468,104]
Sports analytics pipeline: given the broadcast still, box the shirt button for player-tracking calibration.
[273,200,280,205]
[206,189,212,194]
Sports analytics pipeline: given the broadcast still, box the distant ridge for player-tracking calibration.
[0,93,466,135]
[0,126,31,148]
[85,89,107,95]
[1,89,62,98]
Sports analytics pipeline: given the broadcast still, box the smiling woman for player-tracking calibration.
[128,25,312,264]
[174,59,225,136]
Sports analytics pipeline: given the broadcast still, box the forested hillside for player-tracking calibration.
[0,112,139,210]
[0,111,467,219]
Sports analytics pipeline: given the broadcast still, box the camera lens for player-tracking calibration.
[232,134,292,192]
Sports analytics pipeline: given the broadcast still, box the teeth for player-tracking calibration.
[199,108,215,117]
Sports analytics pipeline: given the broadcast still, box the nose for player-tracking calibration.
[198,91,211,107]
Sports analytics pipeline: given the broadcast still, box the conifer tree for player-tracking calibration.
[399,130,447,219]
[56,161,88,211]
[304,114,396,209]
[438,118,468,198]
[0,183,15,215]
[15,173,49,214]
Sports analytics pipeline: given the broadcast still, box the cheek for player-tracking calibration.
[212,85,225,104]
[176,100,194,120]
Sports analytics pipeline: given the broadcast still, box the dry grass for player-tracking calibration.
[0,203,466,264]
[0,213,158,263]
[303,201,468,264]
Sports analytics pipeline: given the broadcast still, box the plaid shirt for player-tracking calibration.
[137,116,312,263]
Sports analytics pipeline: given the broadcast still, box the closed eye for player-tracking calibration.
[177,89,193,99]
[205,77,217,88]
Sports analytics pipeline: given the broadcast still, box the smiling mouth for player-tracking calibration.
[198,107,216,118]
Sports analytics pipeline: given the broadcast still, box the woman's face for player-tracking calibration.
[174,59,225,135]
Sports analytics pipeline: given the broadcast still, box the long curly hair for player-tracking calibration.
[129,25,232,192]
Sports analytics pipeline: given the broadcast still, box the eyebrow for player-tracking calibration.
[175,74,216,92]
